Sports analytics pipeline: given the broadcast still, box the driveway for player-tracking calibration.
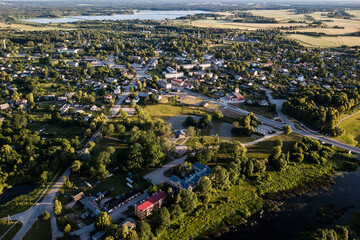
[144,156,186,185]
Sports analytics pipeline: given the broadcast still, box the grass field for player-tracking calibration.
[187,19,306,30]
[23,218,51,240]
[246,133,302,159]
[336,112,360,147]
[287,34,360,48]
[142,104,206,119]
[0,221,22,240]
[0,22,64,31]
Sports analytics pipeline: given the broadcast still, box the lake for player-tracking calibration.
[24,10,209,24]
[0,184,38,205]
[215,168,360,240]
[165,115,257,141]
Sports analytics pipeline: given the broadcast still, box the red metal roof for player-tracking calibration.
[137,191,166,211]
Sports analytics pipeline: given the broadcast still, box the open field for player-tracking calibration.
[246,133,302,159]
[143,104,206,119]
[0,221,22,240]
[23,218,51,240]
[336,112,360,147]
[248,9,308,22]
[287,34,360,48]
[187,19,306,30]
[0,22,65,31]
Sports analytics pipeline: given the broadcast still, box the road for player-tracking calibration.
[263,88,360,154]
[8,168,71,240]
[184,88,360,155]
[182,88,285,129]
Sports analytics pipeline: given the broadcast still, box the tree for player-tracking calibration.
[96,211,112,230]
[197,176,212,193]
[186,126,195,137]
[213,166,230,189]
[136,221,152,240]
[64,224,71,237]
[71,160,83,173]
[42,211,50,221]
[154,207,170,231]
[283,125,293,135]
[179,189,198,212]
[53,199,62,215]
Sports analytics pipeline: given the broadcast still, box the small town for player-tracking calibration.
[0,1,360,240]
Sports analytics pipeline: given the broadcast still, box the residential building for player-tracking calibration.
[158,80,172,90]
[226,92,244,101]
[119,218,137,230]
[0,103,10,110]
[169,162,211,191]
[134,191,166,219]
[104,191,141,213]
[92,231,105,240]
[165,72,184,79]
[170,79,184,87]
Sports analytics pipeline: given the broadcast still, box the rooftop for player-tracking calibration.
[136,191,166,211]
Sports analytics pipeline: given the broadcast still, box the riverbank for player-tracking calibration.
[158,135,359,240]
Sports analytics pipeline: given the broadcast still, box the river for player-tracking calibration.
[215,168,360,240]
[0,184,38,205]
[23,10,209,24]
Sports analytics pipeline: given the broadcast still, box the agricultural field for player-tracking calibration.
[287,34,360,48]
[336,112,360,147]
[0,22,66,31]
[187,19,306,30]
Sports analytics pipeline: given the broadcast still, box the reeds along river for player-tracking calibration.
[214,168,360,240]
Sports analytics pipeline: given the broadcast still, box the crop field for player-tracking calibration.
[0,22,65,31]
[287,34,360,48]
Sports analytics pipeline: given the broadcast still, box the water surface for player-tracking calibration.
[24,10,209,24]
[0,184,38,205]
[216,169,360,240]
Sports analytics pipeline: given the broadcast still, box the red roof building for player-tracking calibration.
[134,191,166,219]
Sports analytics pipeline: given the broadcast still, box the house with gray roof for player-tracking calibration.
[169,162,211,191]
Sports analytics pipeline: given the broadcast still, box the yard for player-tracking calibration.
[27,121,86,139]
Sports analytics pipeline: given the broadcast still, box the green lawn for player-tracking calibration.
[142,104,206,120]
[0,221,22,240]
[23,219,51,240]
[246,133,302,159]
[228,102,276,118]
[148,69,164,78]
[335,112,360,147]
[27,122,85,138]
